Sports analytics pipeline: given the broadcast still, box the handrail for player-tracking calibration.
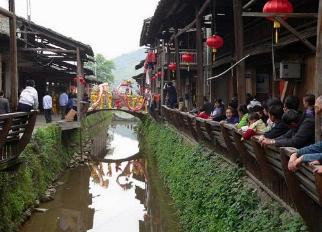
[0,111,37,170]
[160,107,322,231]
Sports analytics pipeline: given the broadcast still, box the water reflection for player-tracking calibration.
[21,121,179,232]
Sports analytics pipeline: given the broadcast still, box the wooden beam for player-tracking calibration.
[243,0,260,10]
[242,12,318,18]
[169,0,211,42]
[315,1,322,142]
[76,48,83,123]
[19,48,77,54]
[0,6,13,18]
[234,0,246,104]
[9,0,18,110]
[275,16,317,52]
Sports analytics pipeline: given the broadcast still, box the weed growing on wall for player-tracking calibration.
[140,119,307,232]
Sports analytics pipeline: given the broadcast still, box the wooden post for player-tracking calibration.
[174,34,181,98]
[76,48,83,122]
[9,0,18,110]
[196,4,204,107]
[76,47,83,159]
[233,0,246,104]
[0,54,2,91]
[315,1,322,142]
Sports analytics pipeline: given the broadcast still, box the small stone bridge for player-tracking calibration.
[86,108,148,121]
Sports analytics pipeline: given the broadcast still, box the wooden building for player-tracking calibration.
[0,5,94,111]
[140,0,319,108]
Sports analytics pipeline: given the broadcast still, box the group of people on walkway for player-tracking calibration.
[166,91,322,174]
[0,79,87,123]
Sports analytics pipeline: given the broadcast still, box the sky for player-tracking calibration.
[0,0,159,59]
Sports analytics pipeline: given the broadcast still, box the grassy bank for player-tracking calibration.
[140,119,307,232]
[0,111,112,232]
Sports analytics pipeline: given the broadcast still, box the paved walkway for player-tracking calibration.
[35,114,62,130]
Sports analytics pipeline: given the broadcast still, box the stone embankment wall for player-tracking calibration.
[0,112,112,232]
[140,119,307,232]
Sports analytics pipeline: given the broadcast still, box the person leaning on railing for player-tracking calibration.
[260,109,315,148]
[287,96,322,173]
[236,104,248,129]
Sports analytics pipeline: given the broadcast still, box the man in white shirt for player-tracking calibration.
[43,91,52,123]
[17,80,38,112]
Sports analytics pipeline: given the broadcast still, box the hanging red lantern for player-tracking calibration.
[182,53,193,71]
[206,35,224,62]
[74,76,86,85]
[151,75,157,81]
[263,0,293,43]
[168,63,177,77]
[157,71,162,78]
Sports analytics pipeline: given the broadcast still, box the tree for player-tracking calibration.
[86,54,115,83]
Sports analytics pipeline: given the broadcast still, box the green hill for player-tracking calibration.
[112,48,146,87]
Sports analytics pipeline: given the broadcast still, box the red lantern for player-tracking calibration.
[151,75,157,81]
[182,53,193,71]
[157,71,162,78]
[168,63,177,77]
[263,0,293,43]
[206,35,224,62]
[74,76,86,85]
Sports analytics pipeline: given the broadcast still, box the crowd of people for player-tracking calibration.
[161,82,322,174]
[0,80,88,123]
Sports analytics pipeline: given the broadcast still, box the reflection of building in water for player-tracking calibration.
[57,168,95,232]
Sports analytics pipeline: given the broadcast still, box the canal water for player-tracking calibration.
[21,120,180,232]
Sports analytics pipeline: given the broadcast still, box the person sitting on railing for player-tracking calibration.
[261,109,315,148]
[261,104,288,139]
[241,112,267,140]
[211,99,225,121]
[303,94,315,118]
[220,107,239,125]
[236,104,249,129]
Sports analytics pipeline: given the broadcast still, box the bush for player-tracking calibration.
[140,119,307,232]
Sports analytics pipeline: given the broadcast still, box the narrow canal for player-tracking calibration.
[21,118,180,232]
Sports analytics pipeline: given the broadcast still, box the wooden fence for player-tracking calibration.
[161,106,322,232]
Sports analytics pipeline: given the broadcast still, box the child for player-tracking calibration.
[242,112,267,140]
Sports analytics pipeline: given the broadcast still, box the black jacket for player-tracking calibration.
[264,120,289,139]
[275,117,315,148]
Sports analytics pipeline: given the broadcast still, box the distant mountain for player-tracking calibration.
[112,49,146,87]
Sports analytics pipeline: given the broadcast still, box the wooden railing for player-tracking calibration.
[161,105,322,232]
[0,111,37,170]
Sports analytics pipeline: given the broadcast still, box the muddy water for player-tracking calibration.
[21,121,180,232]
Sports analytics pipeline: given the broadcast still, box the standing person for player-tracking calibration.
[164,82,177,108]
[17,80,38,112]
[59,89,69,119]
[0,90,10,114]
[43,91,52,123]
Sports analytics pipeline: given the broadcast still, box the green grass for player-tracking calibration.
[140,119,307,232]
